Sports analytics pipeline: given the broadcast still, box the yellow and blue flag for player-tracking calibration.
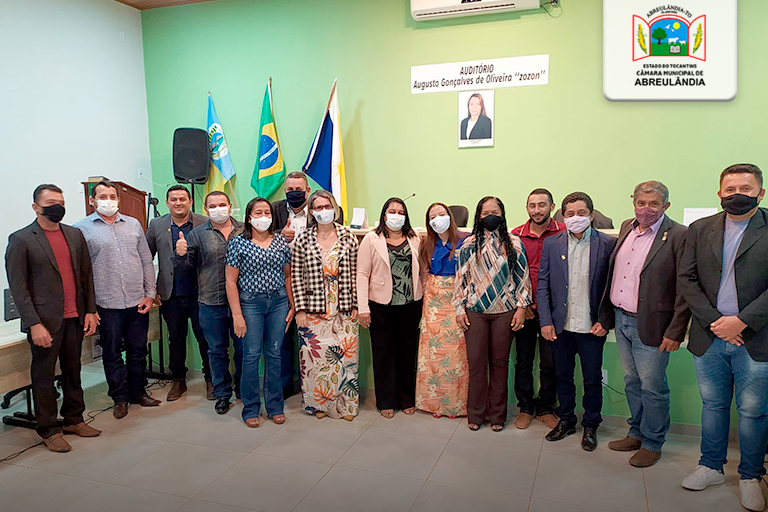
[205,93,236,198]
[251,78,285,198]
[302,79,347,214]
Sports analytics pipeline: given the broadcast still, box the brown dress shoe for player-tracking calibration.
[130,395,161,407]
[206,381,215,401]
[537,413,560,430]
[113,402,129,419]
[62,422,101,437]
[514,412,534,429]
[630,447,661,467]
[166,380,187,401]
[608,435,642,452]
[42,433,72,453]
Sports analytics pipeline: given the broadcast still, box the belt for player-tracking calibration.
[617,307,637,318]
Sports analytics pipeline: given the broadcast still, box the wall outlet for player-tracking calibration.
[601,369,608,386]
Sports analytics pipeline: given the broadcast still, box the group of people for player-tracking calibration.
[6,164,768,511]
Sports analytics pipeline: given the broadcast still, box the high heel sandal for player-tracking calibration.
[468,423,480,431]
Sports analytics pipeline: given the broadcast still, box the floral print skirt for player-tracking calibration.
[299,313,360,418]
[415,274,469,417]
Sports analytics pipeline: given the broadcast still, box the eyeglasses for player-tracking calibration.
[312,205,334,211]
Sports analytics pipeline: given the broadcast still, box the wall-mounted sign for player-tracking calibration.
[603,0,736,101]
[412,55,549,95]
[458,90,494,149]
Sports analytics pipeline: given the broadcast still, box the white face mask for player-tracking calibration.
[312,209,335,225]
[250,215,272,232]
[95,199,119,217]
[385,213,406,231]
[429,214,451,234]
[207,206,230,224]
[564,215,591,234]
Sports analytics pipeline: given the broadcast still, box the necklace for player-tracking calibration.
[318,229,334,241]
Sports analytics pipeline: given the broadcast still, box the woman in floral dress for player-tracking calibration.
[416,203,469,418]
[291,191,360,420]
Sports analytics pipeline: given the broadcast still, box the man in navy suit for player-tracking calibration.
[537,192,616,451]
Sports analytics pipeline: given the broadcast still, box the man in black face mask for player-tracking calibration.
[5,184,100,452]
[272,171,312,244]
[679,164,768,511]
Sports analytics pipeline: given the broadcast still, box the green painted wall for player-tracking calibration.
[142,0,768,426]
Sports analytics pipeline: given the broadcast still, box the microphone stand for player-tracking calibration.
[145,192,169,380]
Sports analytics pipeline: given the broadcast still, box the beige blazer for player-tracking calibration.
[356,231,423,314]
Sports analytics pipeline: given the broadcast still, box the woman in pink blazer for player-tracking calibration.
[357,198,423,419]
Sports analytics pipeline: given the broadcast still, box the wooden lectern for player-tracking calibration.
[82,180,149,232]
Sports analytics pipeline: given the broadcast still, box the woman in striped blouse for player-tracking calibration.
[454,196,533,432]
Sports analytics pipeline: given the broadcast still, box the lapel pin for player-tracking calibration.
[661,231,668,242]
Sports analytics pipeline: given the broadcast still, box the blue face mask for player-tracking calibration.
[286,190,306,208]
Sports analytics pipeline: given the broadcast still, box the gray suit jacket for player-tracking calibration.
[679,209,768,361]
[598,215,691,346]
[146,212,208,301]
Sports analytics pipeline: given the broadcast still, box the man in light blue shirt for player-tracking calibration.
[538,192,616,451]
[75,180,158,419]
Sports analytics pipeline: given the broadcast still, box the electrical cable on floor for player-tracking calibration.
[0,442,44,462]
[0,405,114,463]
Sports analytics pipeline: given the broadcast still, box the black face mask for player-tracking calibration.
[480,214,503,231]
[41,204,65,223]
[721,194,760,216]
[286,190,306,209]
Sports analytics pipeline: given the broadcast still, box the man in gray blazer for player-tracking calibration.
[146,185,211,401]
[598,181,690,468]
[678,164,768,512]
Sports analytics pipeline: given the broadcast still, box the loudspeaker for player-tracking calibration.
[173,128,210,184]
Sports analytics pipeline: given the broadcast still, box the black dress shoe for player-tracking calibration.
[582,427,598,451]
[545,419,577,442]
[130,395,161,407]
[215,398,231,414]
[113,402,129,419]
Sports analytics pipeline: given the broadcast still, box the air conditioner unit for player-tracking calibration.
[411,0,541,21]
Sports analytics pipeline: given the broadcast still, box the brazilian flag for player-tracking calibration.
[250,78,285,198]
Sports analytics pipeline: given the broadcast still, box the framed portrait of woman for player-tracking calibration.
[458,90,494,148]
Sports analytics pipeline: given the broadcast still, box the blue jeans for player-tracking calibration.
[199,303,243,401]
[614,309,670,452]
[239,288,289,421]
[694,337,768,480]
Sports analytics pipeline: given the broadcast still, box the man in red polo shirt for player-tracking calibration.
[511,188,564,430]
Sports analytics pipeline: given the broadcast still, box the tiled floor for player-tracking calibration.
[0,361,761,512]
